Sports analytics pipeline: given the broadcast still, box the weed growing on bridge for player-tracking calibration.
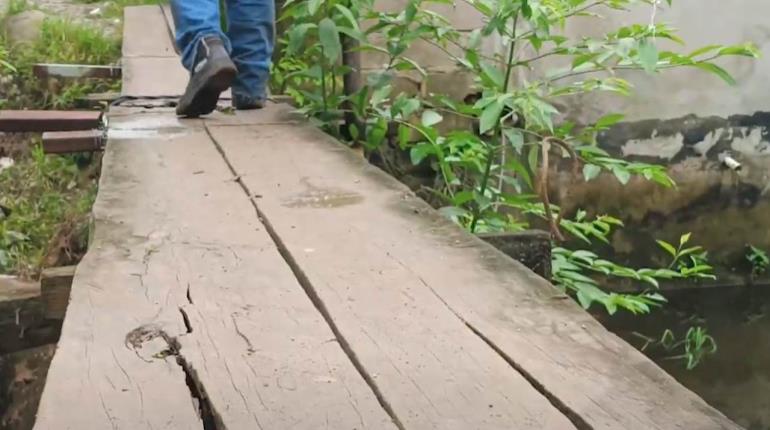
[279,0,755,366]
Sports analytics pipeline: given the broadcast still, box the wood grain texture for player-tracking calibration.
[122,6,177,58]
[35,114,394,429]
[208,121,741,430]
[208,122,578,430]
[121,57,188,97]
[40,265,75,320]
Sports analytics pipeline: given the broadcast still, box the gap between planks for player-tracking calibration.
[202,124,409,430]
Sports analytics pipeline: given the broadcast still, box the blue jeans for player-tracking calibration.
[170,0,274,104]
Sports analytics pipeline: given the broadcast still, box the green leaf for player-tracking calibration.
[319,18,342,63]
[439,206,470,220]
[638,39,659,73]
[504,158,533,189]
[583,164,601,181]
[366,118,387,149]
[410,143,434,165]
[611,166,631,185]
[308,0,322,15]
[595,113,625,129]
[527,144,540,176]
[452,191,475,206]
[480,62,505,90]
[348,123,359,140]
[503,128,524,153]
[657,240,678,257]
[334,4,361,33]
[718,44,760,58]
[692,62,736,85]
[421,110,443,127]
[287,23,316,55]
[398,124,411,148]
[680,232,692,246]
[479,100,504,134]
[371,84,392,106]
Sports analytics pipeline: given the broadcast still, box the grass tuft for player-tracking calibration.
[0,145,97,278]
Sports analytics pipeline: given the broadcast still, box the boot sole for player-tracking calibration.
[176,64,237,118]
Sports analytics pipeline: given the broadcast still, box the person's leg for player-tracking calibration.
[225,0,275,109]
[170,0,237,117]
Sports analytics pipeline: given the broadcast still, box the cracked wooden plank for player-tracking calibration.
[208,118,577,430]
[35,112,394,429]
[208,118,741,430]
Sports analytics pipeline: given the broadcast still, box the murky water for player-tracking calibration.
[595,286,770,430]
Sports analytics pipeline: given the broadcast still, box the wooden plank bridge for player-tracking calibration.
[32,6,740,430]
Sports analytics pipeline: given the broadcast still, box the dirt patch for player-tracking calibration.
[0,345,55,430]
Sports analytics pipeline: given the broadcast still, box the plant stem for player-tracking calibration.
[470,15,519,233]
[320,50,329,115]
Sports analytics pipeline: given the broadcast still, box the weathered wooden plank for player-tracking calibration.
[121,57,188,97]
[35,114,394,429]
[208,119,741,430]
[0,276,41,351]
[122,5,177,58]
[0,110,102,132]
[42,130,102,154]
[40,266,76,320]
[208,121,578,429]
[34,128,219,430]
[160,4,179,55]
[204,103,302,126]
[33,64,121,80]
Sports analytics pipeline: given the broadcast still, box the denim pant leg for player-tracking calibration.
[226,0,274,103]
[170,0,231,71]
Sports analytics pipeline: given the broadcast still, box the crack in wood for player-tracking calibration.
[422,283,593,430]
[179,308,193,334]
[125,324,224,429]
[205,124,406,430]
[230,314,256,354]
[186,283,194,305]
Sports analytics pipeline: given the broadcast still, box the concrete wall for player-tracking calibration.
[545,1,770,285]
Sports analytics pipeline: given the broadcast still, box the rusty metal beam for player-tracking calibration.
[33,63,122,80]
[0,110,103,132]
[42,130,103,153]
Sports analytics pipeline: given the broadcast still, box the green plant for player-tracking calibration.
[746,245,769,278]
[6,0,32,16]
[0,44,14,73]
[0,145,97,278]
[2,17,121,109]
[554,233,713,314]
[276,0,752,314]
[636,326,717,370]
[33,18,121,65]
